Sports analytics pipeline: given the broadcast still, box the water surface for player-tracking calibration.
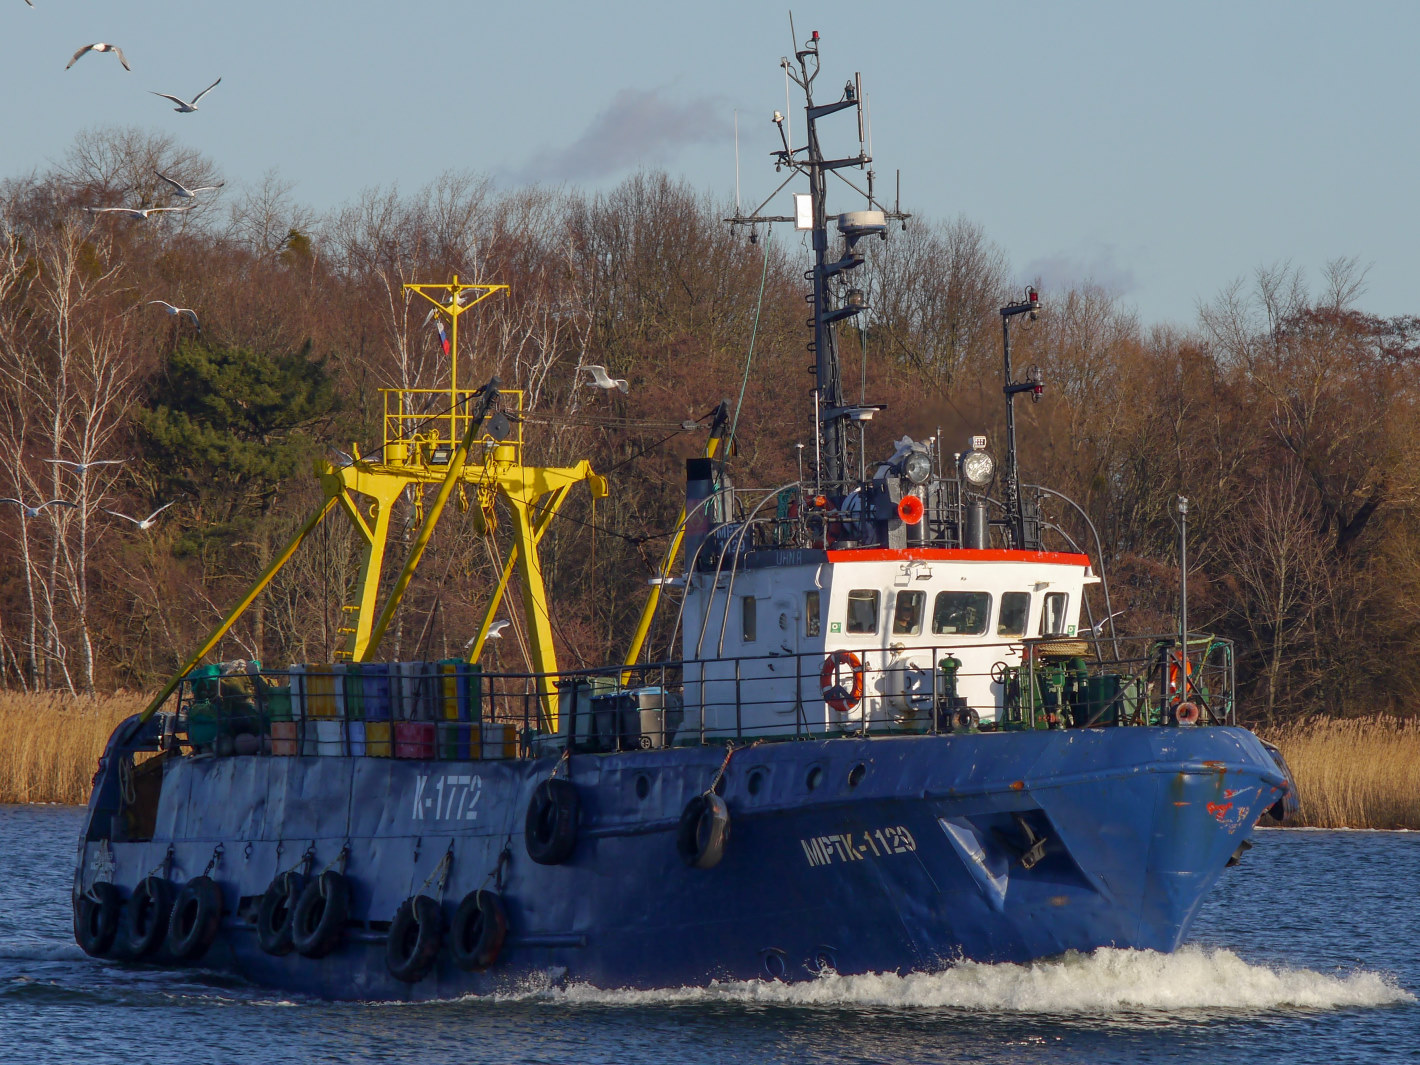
[1,807,1414,1064]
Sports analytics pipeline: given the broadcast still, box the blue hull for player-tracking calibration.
[76,727,1286,1000]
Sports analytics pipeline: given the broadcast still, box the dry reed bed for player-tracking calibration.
[1262,716,1420,830]
[1,693,1418,825]
[0,691,148,805]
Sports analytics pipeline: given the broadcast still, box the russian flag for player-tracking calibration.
[435,318,450,356]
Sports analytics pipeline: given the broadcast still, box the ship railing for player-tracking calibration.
[378,387,524,468]
[156,631,1233,761]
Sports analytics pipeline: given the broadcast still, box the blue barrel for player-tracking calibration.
[362,663,392,721]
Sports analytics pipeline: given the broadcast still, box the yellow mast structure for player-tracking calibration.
[138,277,607,731]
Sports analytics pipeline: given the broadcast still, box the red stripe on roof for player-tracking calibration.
[824,548,1092,566]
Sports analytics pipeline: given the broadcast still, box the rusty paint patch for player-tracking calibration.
[1202,760,1225,769]
[1224,788,1238,799]
[1049,895,1070,907]
[1206,800,1234,822]
[1173,801,1190,807]
[1010,780,1025,791]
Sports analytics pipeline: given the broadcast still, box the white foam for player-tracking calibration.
[491,946,1412,1014]
[0,936,87,963]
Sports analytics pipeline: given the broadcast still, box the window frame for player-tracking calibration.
[997,591,1031,637]
[1040,591,1070,635]
[892,590,925,636]
[741,595,757,643]
[931,591,992,636]
[845,589,881,635]
[805,590,821,638]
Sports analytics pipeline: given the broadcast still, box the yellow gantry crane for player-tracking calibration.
[139,277,608,732]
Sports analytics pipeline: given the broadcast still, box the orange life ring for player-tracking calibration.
[1167,653,1193,695]
[820,650,864,714]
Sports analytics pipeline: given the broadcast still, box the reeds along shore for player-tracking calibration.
[1260,717,1420,830]
[0,691,147,805]
[1,693,1418,826]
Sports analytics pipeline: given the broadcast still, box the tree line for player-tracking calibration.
[2,127,1417,725]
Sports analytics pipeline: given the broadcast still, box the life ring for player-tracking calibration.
[291,870,350,959]
[123,875,175,957]
[449,889,508,972]
[1173,701,1201,726]
[819,651,864,714]
[165,876,224,962]
[1167,653,1193,695]
[74,882,123,957]
[386,895,444,983]
[676,792,730,869]
[257,871,306,956]
[525,778,579,865]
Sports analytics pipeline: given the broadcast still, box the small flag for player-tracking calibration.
[435,318,450,356]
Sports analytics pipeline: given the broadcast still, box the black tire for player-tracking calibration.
[122,876,175,958]
[952,706,980,733]
[166,876,224,962]
[525,778,579,865]
[449,889,508,972]
[256,871,306,956]
[386,895,444,983]
[676,792,730,869]
[74,882,122,958]
[291,870,349,959]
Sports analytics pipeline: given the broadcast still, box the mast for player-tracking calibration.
[728,28,907,494]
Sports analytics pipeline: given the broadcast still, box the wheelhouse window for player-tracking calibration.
[805,591,821,637]
[846,590,880,634]
[998,592,1030,637]
[892,590,925,636]
[741,596,757,642]
[1040,592,1069,635]
[932,592,990,635]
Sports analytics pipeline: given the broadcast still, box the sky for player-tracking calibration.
[4,0,1418,327]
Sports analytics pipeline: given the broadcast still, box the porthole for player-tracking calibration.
[747,769,765,796]
[848,763,866,788]
[806,765,824,791]
[634,774,650,800]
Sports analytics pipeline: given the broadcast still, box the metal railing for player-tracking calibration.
[157,631,1235,762]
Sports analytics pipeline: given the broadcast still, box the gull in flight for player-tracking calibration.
[582,365,629,393]
[66,43,131,71]
[44,458,127,475]
[464,620,511,649]
[1,497,79,519]
[87,205,192,221]
[150,77,221,113]
[154,170,224,199]
[103,501,176,530]
[147,300,201,330]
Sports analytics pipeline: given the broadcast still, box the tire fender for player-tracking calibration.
[166,876,224,962]
[291,870,350,959]
[525,779,579,866]
[386,894,444,983]
[677,792,730,869]
[449,889,509,972]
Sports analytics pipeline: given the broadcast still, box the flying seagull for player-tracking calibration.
[582,365,629,393]
[1,497,79,519]
[147,300,201,330]
[464,620,511,649]
[66,43,130,71]
[44,458,127,475]
[87,205,192,221]
[103,501,176,530]
[150,77,221,113]
[154,170,224,199]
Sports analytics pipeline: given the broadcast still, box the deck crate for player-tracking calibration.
[365,720,392,757]
[394,720,436,759]
[481,721,517,760]
[270,721,299,756]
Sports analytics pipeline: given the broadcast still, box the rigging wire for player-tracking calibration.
[728,225,774,447]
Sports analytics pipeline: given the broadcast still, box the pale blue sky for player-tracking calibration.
[5,1,1416,325]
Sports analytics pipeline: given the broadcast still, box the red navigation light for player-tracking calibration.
[1027,287,1039,303]
[813,494,828,508]
[812,30,819,40]
[897,495,924,525]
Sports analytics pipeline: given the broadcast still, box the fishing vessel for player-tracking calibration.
[73,31,1295,1000]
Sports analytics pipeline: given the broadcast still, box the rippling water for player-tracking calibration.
[1,805,1415,1064]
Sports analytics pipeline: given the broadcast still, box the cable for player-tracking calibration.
[729,226,773,446]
